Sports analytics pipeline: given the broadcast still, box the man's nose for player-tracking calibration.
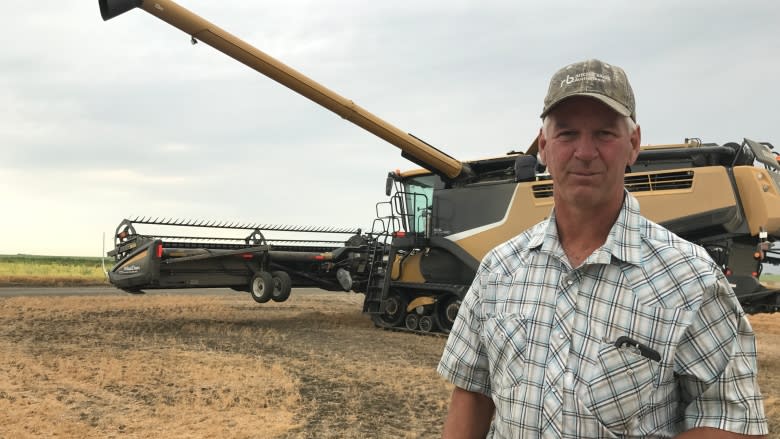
[573,136,599,161]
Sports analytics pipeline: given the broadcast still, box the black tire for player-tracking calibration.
[433,294,461,334]
[373,292,408,328]
[270,271,292,302]
[249,271,274,303]
[419,315,434,333]
[405,313,419,330]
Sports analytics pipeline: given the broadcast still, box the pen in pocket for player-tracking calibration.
[614,335,661,362]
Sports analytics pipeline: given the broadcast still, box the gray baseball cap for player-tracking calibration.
[541,59,636,121]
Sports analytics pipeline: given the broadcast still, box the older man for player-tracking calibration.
[437,59,768,438]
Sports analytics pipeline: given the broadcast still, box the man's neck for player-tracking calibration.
[554,196,623,268]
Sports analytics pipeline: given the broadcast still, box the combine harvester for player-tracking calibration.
[99,0,780,333]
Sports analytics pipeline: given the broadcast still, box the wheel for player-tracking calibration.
[433,294,461,334]
[373,292,408,328]
[249,271,274,303]
[270,271,292,302]
[419,315,434,333]
[405,313,419,330]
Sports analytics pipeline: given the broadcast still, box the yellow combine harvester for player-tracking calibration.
[99,0,780,334]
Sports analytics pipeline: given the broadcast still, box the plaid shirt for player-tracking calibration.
[438,193,767,438]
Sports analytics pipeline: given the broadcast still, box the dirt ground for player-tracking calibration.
[0,289,778,438]
[0,290,450,438]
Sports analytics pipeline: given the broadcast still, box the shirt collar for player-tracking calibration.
[528,191,644,266]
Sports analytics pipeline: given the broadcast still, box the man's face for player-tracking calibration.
[538,96,641,210]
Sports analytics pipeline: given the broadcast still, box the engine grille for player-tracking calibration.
[532,170,695,198]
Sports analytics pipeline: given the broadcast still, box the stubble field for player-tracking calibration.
[1,289,779,438]
[0,290,450,438]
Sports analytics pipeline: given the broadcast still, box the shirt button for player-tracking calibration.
[567,280,573,286]
[558,332,565,340]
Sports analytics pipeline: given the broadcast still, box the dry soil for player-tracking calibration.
[0,289,778,438]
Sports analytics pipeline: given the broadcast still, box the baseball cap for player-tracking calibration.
[540,59,636,121]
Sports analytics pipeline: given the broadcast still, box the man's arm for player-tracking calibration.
[441,386,495,439]
[675,427,767,438]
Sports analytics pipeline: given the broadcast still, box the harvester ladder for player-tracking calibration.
[362,201,400,313]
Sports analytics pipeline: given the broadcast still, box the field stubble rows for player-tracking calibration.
[1,290,779,437]
[0,291,449,438]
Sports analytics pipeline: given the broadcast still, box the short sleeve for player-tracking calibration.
[676,275,768,435]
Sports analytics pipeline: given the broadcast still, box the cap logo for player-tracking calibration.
[560,71,611,88]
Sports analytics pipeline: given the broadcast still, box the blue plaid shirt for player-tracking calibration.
[438,193,767,438]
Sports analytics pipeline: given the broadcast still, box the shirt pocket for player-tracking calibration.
[482,313,527,389]
[585,342,659,432]
[586,343,660,434]
[581,299,693,434]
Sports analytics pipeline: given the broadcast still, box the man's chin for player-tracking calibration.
[559,188,610,209]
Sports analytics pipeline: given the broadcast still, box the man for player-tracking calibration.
[437,59,768,438]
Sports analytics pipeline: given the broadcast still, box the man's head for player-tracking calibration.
[537,60,641,213]
[541,59,636,122]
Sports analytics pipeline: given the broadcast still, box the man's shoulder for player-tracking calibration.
[637,214,719,271]
[616,213,727,309]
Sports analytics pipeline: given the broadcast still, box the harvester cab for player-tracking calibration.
[99,0,780,334]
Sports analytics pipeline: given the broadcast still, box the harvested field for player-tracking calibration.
[0,290,449,438]
[0,289,778,438]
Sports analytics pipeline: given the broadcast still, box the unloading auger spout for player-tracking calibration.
[98,0,472,181]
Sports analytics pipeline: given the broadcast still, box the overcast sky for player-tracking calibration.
[1,0,779,257]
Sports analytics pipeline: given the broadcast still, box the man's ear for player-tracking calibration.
[627,124,641,166]
[537,128,546,166]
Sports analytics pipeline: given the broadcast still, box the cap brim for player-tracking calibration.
[541,92,633,120]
